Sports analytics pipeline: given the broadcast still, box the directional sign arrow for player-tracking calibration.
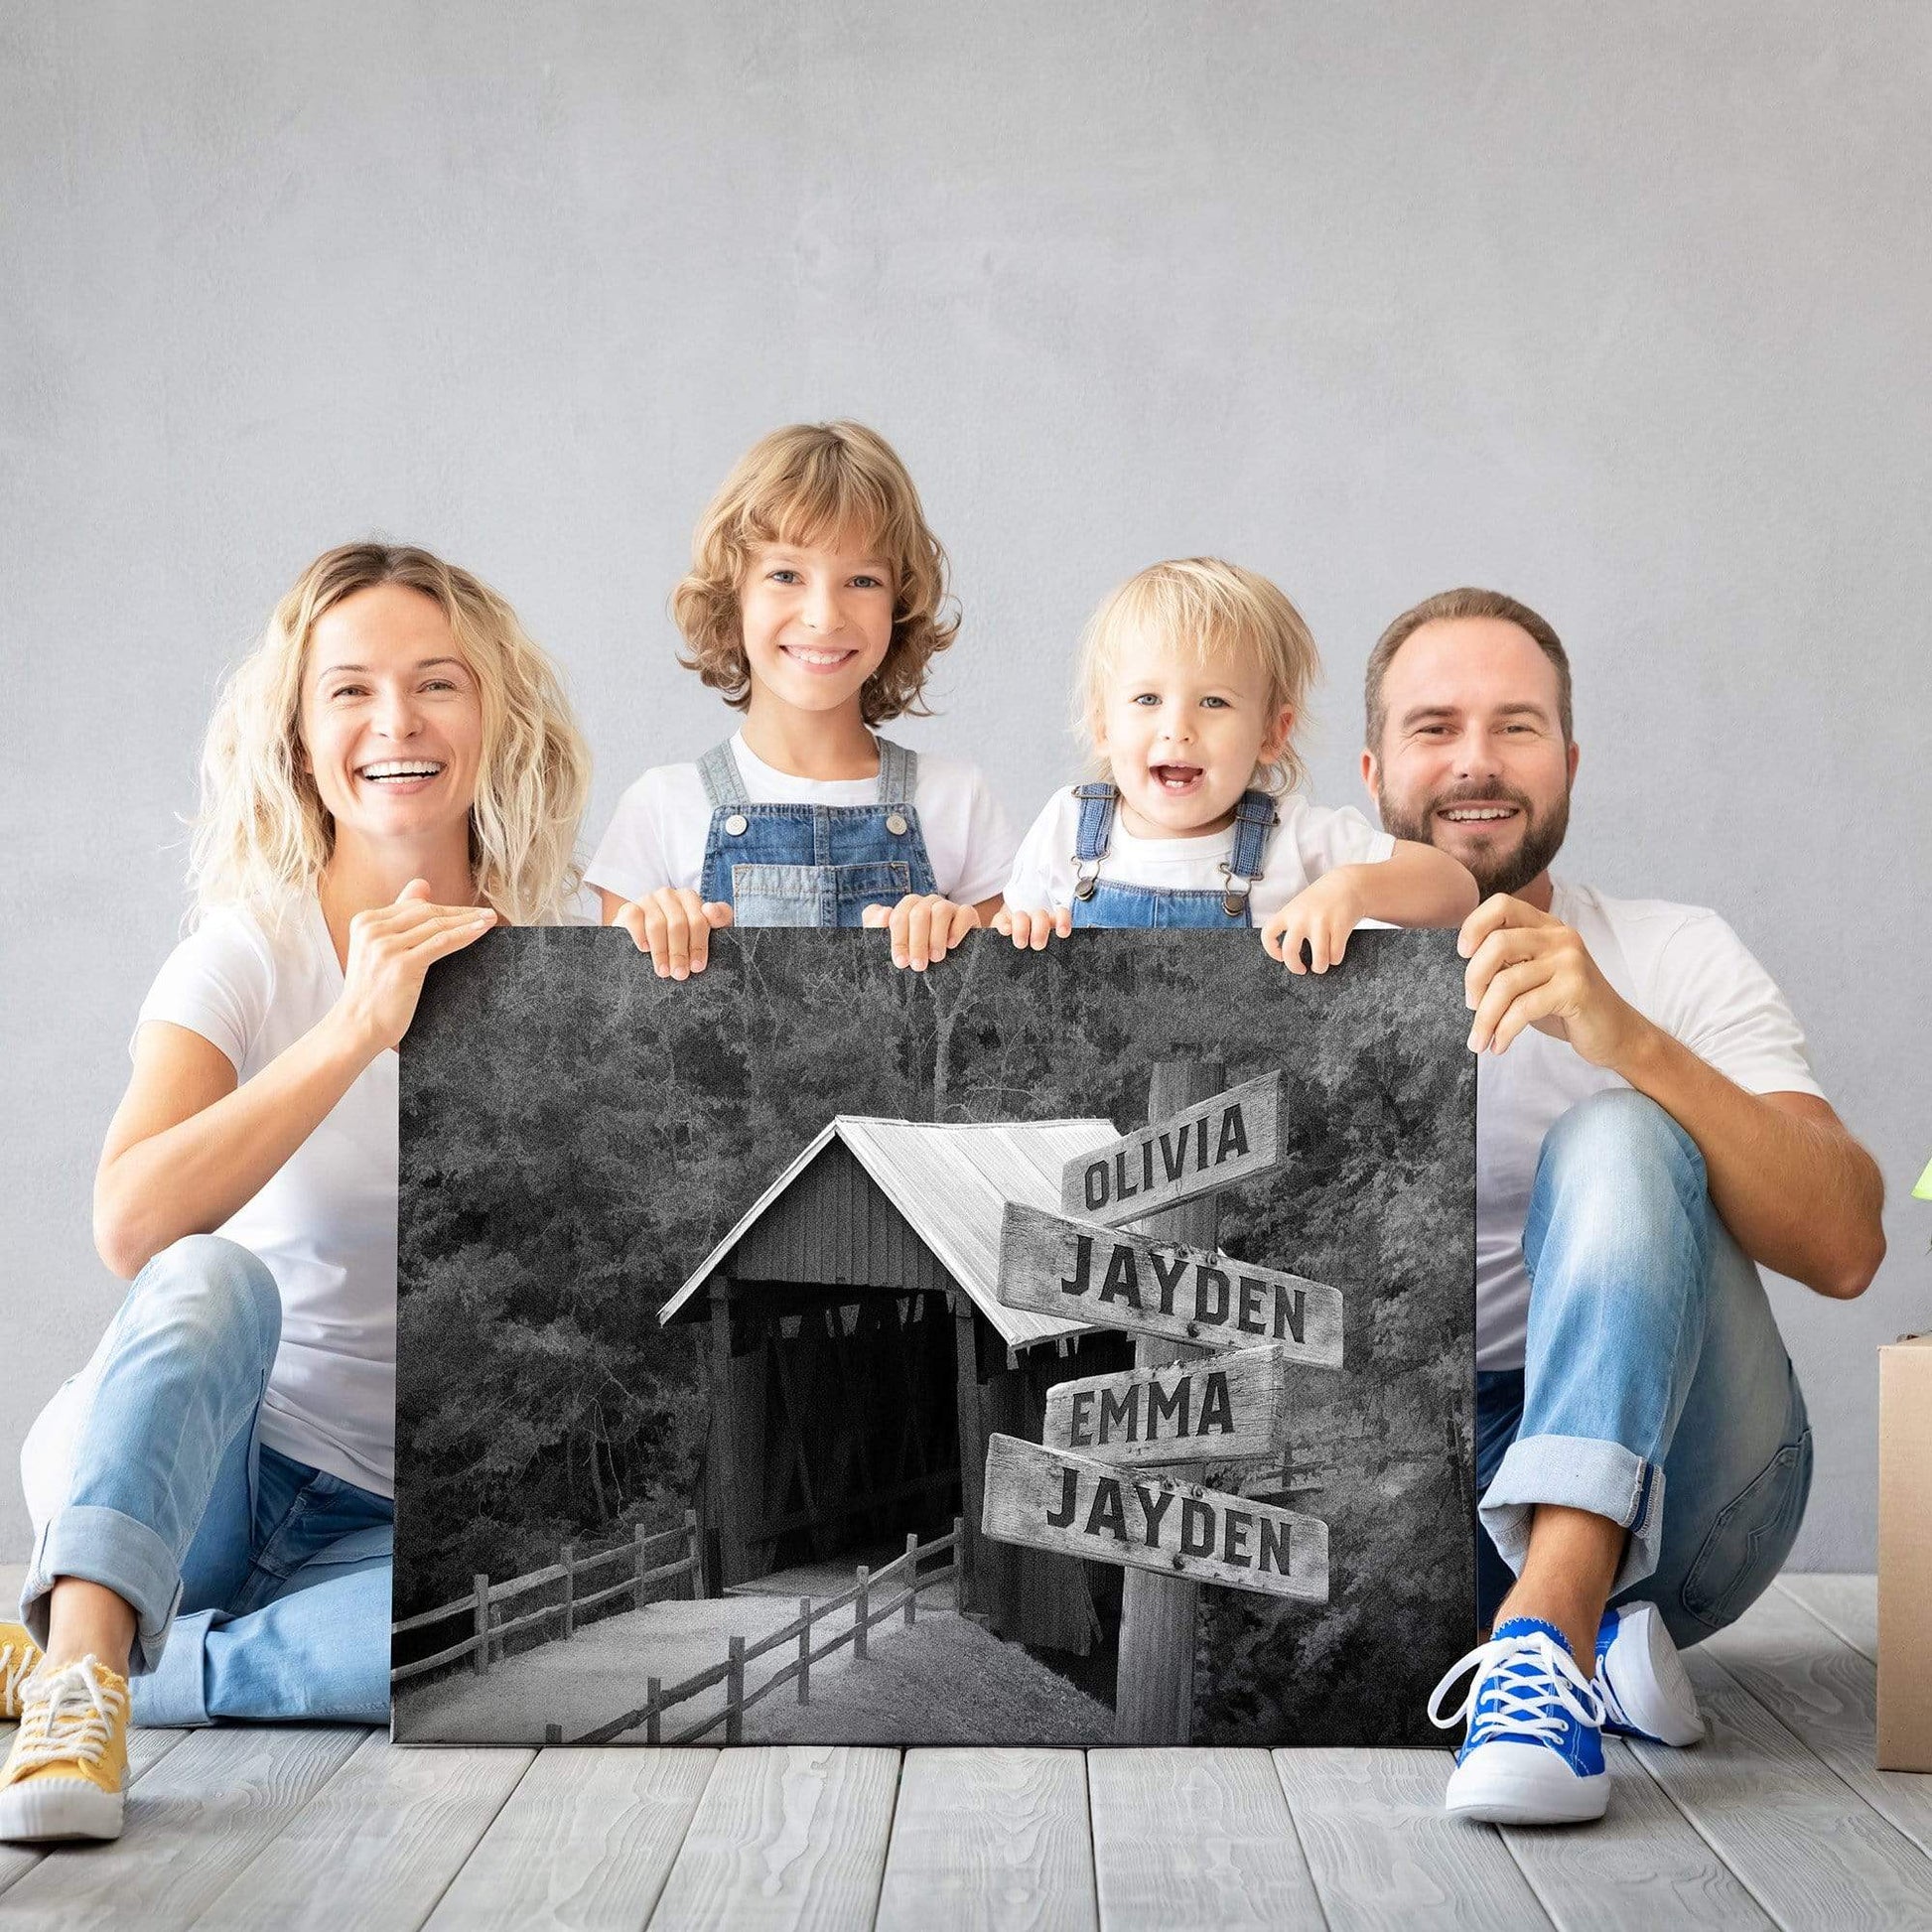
[1040,1342,1296,1468]
[997,1200,1344,1366]
[980,1434,1329,1603]
[1060,1069,1286,1227]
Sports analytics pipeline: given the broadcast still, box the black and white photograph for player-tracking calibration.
[8,2,1930,1919]
[390,927,1475,1748]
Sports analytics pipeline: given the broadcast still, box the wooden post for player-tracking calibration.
[560,1542,576,1639]
[708,1285,747,1592]
[646,1676,662,1744]
[951,1306,987,1614]
[855,1566,870,1659]
[904,1531,919,1625]
[472,1574,490,1676]
[1114,1058,1222,1745]
[726,1635,745,1744]
[798,1597,812,1704]
[682,1508,699,1599]
[544,1724,562,1745]
[633,1520,649,1608]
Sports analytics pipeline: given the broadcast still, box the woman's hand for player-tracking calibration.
[610,888,735,979]
[862,894,981,970]
[992,904,1072,950]
[334,879,498,1052]
[1261,872,1365,975]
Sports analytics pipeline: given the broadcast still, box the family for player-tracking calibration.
[0,421,1885,1840]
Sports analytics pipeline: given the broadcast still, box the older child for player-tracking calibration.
[999,558,1474,957]
[591,422,1016,974]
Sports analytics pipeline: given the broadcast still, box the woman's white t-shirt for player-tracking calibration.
[137,898,398,1496]
[585,731,1020,909]
[1003,787,1396,920]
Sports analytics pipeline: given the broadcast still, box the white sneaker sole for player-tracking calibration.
[1601,1601,1706,1747]
[1446,1743,1609,1825]
[0,1777,124,1842]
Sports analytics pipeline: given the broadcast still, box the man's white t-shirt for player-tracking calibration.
[137,898,398,1496]
[1475,879,1825,1370]
[1003,786,1396,918]
[586,731,1019,908]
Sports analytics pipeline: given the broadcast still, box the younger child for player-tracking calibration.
[591,422,1016,974]
[999,558,1474,961]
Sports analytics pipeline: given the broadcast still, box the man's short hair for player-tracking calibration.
[1365,588,1574,753]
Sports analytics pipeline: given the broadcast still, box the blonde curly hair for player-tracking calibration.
[672,421,958,726]
[1075,557,1321,796]
[189,543,591,926]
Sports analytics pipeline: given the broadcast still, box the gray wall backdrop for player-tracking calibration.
[3,2,1927,1568]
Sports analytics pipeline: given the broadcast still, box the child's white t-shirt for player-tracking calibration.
[1002,786,1396,920]
[585,730,1020,907]
[136,898,399,1497]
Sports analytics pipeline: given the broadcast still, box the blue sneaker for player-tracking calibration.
[1430,1616,1609,1824]
[1594,1601,1705,1746]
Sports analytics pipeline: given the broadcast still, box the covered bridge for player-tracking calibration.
[657,1116,1137,1656]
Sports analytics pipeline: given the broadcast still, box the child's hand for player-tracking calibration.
[862,895,981,971]
[992,905,1073,950]
[614,889,735,980]
[1261,873,1365,976]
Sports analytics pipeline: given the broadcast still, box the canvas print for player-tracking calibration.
[390,927,1475,1747]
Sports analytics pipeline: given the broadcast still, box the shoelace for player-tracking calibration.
[11,1656,127,1774]
[1593,1667,1636,1731]
[1,1640,37,1713]
[1426,1628,1606,1744]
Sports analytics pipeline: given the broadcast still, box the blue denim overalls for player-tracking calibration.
[1068,782,1279,928]
[695,736,939,926]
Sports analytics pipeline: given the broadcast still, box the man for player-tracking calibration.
[1363,588,1884,1825]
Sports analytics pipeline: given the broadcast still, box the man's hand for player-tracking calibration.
[1459,894,1652,1069]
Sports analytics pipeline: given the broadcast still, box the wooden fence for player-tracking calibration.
[547,1518,961,1746]
[390,1510,701,1685]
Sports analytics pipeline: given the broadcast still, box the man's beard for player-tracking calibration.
[1377,779,1571,899]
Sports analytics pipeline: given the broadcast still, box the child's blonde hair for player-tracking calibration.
[672,421,958,726]
[190,542,592,927]
[1075,557,1321,795]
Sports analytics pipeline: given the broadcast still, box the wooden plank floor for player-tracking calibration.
[1,1577,1927,1929]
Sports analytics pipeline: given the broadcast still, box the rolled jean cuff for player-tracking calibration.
[128,1608,214,1726]
[23,1503,185,1677]
[1478,1432,1665,1595]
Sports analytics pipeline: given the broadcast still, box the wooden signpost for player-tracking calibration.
[983,1058,1348,1743]
[998,1202,1343,1364]
[981,1436,1328,1600]
[1039,1343,1296,1468]
[1060,1070,1286,1226]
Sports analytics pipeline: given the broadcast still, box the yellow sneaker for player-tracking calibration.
[0,1623,42,1721]
[0,1656,131,1842]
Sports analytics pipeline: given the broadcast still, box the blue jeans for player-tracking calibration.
[19,1235,392,1725]
[1476,1091,1813,1649]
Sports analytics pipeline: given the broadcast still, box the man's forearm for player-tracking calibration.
[1614,1021,1885,1299]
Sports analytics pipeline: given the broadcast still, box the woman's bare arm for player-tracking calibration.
[94,885,496,1278]
[93,1019,370,1278]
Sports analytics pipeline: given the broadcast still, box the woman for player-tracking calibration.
[0,543,590,1841]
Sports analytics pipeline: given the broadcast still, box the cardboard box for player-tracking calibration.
[1878,1333,1932,1771]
